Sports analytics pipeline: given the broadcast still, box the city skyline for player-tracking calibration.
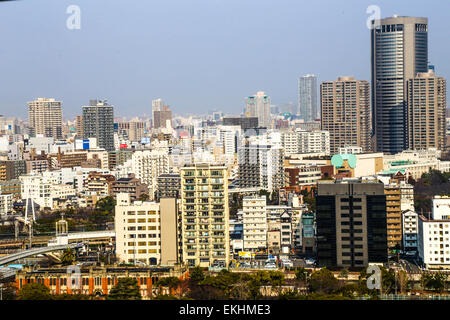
[0,0,449,118]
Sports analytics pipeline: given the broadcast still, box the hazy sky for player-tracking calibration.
[0,0,448,119]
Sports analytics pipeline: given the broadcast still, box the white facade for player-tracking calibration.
[245,91,271,128]
[402,209,419,252]
[115,194,161,265]
[127,150,169,200]
[243,197,267,251]
[418,216,450,269]
[0,194,13,215]
[432,196,450,220]
[20,174,52,209]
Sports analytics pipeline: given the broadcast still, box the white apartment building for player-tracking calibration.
[418,216,450,269]
[127,150,169,200]
[338,145,363,154]
[432,196,450,219]
[0,194,13,215]
[297,130,330,155]
[115,193,162,265]
[402,209,419,252]
[238,136,285,192]
[20,174,52,209]
[242,196,267,252]
[280,129,330,156]
[400,181,415,211]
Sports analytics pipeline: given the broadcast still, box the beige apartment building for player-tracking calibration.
[321,77,371,154]
[407,70,447,151]
[242,196,267,252]
[384,183,403,249]
[180,163,229,268]
[28,98,63,139]
[115,194,178,265]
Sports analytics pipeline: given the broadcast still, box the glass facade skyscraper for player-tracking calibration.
[371,16,428,154]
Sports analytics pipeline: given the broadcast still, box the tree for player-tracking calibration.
[95,196,116,214]
[107,277,141,300]
[60,248,75,266]
[156,277,181,296]
[17,283,52,300]
[422,272,448,293]
[189,266,205,283]
[309,268,339,294]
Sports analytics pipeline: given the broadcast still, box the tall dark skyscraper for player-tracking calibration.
[82,99,115,151]
[371,16,428,154]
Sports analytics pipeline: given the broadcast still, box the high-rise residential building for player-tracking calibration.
[82,99,115,151]
[27,98,63,139]
[156,173,181,199]
[321,77,371,154]
[242,196,267,252]
[238,138,285,192]
[152,99,172,129]
[316,179,388,267]
[280,129,330,155]
[384,182,402,249]
[298,74,318,121]
[407,70,447,151]
[371,16,428,154]
[180,163,230,267]
[75,115,83,138]
[117,120,145,142]
[245,91,271,128]
[129,150,170,201]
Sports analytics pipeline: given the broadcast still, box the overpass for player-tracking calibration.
[0,243,83,266]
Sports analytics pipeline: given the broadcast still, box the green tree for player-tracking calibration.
[189,266,205,283]
[95,196,116,214]
[156,277,181,295]
[422,272,448,293]
[107,277,141,300]
[309,268,339,294]
[295,267,310,282]
[17,283,52,300]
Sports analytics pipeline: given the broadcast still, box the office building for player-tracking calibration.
[316,180,388,267]
[180,163,230,267]
[298,74,318,121]
[321,77,371,154]
[152,99,172,129]
[371,16,428,153]
[27,98,63,139]
[82,100,115,152]
[245,91,271,128]
[407,70,447,151]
